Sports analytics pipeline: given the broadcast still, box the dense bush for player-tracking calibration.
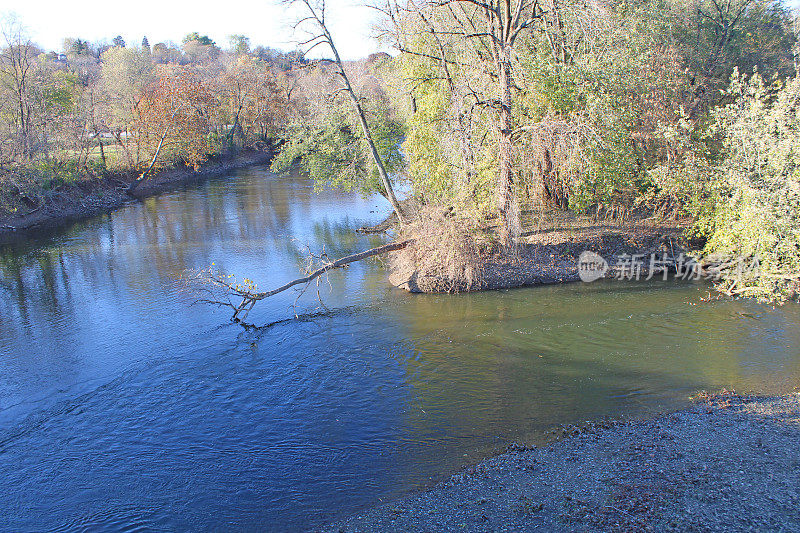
[699,71,800,301]
[0,159,105,215]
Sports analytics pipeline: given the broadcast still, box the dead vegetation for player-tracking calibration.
[386,203,691,293]
[184,240,411,323]
[389,207,489,293]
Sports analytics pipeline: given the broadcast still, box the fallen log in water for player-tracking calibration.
[188,240,412,322]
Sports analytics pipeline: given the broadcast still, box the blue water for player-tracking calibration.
[1,166,799,531]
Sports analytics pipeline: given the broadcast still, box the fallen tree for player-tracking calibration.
[187,239,412,323]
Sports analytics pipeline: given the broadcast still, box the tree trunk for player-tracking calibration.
[325,30,407,225]
[127,124,172,196]
[95,128,107,169]
[18,96,29,159]
[496,46,518,246]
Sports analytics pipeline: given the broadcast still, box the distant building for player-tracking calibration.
[366,52,391,64]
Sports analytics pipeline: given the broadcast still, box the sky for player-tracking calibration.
[0,0,390,59]
[1,0,799,60]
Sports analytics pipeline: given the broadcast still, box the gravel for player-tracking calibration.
[323,392,800,532]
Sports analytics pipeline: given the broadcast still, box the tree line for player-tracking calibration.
[0,18,319,202]
[273,0,799,301]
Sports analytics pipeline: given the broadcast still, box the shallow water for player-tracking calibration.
[1,166,798,531]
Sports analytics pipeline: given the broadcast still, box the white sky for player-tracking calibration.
[2,0,799,60]
[0,0,390,60]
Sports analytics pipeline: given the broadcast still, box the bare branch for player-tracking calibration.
[185,240,413,323]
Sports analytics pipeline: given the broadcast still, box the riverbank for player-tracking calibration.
[0,149,273,243]
[325,391,800,532]
[389,208,693,293]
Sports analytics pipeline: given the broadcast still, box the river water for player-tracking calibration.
[1,165,798,531]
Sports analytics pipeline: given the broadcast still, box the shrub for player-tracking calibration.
[391,207,487,292]
[0,159,104,215]
[700,71,800,302]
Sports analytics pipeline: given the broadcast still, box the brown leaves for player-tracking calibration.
[134,65,215,174]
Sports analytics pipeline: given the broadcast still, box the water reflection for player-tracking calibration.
[0,168,387,418]
[0,166,799,531]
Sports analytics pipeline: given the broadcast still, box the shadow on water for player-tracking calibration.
[1,165,799,531]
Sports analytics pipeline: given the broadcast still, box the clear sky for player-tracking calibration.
[0,0,390,59]
[1,0,799,60]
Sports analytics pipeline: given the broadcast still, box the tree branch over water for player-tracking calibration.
[185,240,412,323]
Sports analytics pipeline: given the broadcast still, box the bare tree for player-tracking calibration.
[84,74,110,169]
[0,17,37,160]
[188,239,411,322]
[288,0,407,224]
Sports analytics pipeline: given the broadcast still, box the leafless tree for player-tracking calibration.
[0,17,37,160]
[288,0,407,224]
[187,240,411,323]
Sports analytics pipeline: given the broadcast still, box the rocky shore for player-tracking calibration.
[0,149,273,243]
[325,391,800,532]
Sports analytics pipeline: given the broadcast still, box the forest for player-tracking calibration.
[1,0,799,301]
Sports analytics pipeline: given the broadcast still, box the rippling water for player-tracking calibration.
[1,166,798,531]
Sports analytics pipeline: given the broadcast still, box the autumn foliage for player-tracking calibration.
[133,66,215,178]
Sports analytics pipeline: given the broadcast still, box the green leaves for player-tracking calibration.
[702,72,800,301]
[271,103,405,198]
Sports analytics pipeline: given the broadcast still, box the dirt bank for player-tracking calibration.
[325,391,800,532]
[0,149,273,243]
[389,209,693,293]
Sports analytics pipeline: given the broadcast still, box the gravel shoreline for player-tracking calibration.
[324,391,800,532]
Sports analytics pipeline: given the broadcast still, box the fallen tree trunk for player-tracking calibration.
[189,239,413,323]
[252,240,411,301]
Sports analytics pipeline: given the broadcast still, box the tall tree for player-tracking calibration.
[182,32,215,46]
[228,34,251,56]
[128,66,214,193]
[288,0,407,224]
[390,0,543,244]
[101,46,154,168]
[62,37,90,56]
[477,0,543,245]
[0,17,37,159]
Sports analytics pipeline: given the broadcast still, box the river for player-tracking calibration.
[1,165,798,531]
